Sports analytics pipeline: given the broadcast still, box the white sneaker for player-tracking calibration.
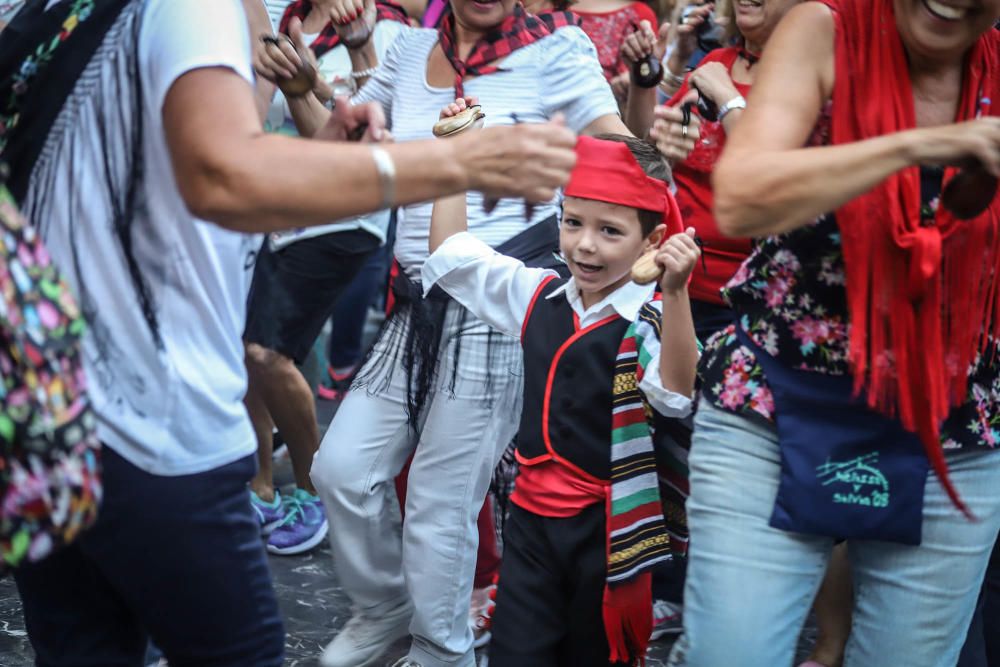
[650,599,683,640]
[319,601,413,667]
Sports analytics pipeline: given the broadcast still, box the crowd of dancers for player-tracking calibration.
[0,0,998,666]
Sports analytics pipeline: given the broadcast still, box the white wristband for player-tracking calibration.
[717,95,748,125]
[370,146,396,211]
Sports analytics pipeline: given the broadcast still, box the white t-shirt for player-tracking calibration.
[353,26,618,278]
[32,0,259,475]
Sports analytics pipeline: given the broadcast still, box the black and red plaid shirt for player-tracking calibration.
[438,5,552,97]
[279,0,410,59]
[534,9,582,32]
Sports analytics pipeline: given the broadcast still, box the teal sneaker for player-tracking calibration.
[266,488,329,556]
[250,489,285,536]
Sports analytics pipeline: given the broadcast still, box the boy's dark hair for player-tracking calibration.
[593,133,673,237]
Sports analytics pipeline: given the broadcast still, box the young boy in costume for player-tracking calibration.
[422,107,700,666]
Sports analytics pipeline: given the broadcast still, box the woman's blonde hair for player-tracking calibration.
[716,0,744,45]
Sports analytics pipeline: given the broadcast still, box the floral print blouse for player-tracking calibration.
[699,125,1000,453]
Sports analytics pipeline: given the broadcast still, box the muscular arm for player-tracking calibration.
[712,3,917,237]
[164,67,575,233]
[164,67,466,231]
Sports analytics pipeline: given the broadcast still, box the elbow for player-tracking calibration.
[712,194,743,238]
[175,154,260,232]
[712,156,762,238]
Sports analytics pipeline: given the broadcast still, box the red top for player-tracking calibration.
[575,2,658,82]
[667,47,753,306]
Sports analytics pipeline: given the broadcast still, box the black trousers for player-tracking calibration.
[244,229,380,364]
[489,503,629,667]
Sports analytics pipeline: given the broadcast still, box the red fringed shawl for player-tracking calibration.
[822,0,1000,514]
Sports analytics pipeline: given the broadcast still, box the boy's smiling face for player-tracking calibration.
[560,196,665,308]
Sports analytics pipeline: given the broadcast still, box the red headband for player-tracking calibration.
[564,136,683,242]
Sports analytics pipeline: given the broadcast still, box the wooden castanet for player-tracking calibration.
[630,250,661,285]
[432,105,486,138]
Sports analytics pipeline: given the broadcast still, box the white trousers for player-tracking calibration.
[312,304,522,667]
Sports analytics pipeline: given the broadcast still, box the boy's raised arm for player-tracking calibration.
[655,228,701,399]
[429,192,470,254]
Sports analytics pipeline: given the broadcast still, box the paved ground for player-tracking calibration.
[0,396,815,667]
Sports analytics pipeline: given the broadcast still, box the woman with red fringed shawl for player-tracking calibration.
[667,0,1000,665]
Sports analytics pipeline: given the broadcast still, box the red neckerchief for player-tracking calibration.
[279,0,409,58]
[438,5,552,97]
[534,8,581,32]
[822,0,999,516]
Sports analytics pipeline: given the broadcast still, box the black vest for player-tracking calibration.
[517,278,631,481]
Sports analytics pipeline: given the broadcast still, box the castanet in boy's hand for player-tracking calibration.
[631,250,661,285]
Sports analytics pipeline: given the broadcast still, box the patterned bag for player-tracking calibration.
[0,182,101,573]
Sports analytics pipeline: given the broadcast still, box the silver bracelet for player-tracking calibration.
[370,146,396,211]
[350,67,378,80]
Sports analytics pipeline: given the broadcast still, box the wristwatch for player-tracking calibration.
[717,95,747,124]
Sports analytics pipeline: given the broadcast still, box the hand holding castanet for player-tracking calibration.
[631,250,661,284]
[631,227,701,289]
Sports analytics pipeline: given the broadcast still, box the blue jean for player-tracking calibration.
[669,400,1000,667]
[14,447,284,667]
[958,536,1000,667]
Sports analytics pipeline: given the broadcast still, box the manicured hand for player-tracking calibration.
[656,227,701,294]
[327,0,367,25]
